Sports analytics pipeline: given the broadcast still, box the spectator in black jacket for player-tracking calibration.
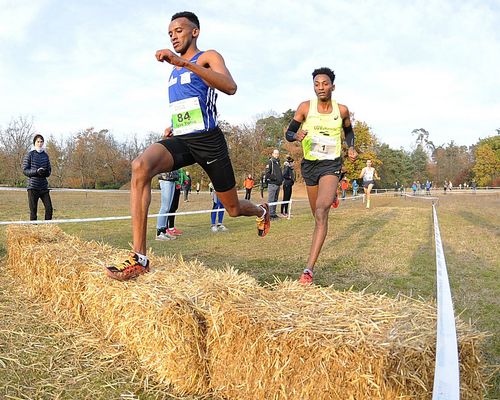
[265,149,283,219]
[22,134,53,220]
[183,171,192,202]
[281,156,295,217]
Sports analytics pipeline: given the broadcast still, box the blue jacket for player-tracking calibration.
[22,149,51,190]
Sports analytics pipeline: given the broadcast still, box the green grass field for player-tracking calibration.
[0,187,498,399]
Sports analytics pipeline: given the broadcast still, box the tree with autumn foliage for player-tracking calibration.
[0,115,34,186]
[45,136,68,188]
[431,141,472,187]
[64,128,132,189]
[472,135,500,186]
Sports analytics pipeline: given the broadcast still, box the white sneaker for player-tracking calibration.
[156,232,176,241]
[217,224,228,232]
[210,225,218,233]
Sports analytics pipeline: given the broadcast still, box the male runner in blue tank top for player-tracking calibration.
[105,11,270,281]
[285,67,357,285]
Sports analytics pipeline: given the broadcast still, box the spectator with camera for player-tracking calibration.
[22,134,53,220]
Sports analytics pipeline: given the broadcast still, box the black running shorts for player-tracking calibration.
[363,180,375,188]
[158,127,236,192]
[301,158,342,186]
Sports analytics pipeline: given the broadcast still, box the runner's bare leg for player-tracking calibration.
[216,187,264,217]
[130,143,174,255]
[305,175,339,269]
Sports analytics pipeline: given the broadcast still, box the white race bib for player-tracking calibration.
[309,135,340,160]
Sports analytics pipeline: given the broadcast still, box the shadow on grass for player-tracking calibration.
[458,211,500,234]
[395,210,436,296]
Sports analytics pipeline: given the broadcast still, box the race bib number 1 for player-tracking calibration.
[309,134,340,160]
[171,97,205,135]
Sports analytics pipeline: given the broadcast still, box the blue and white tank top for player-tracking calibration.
[168,51,218,135]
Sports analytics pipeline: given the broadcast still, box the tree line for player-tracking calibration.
[0,115,498,190]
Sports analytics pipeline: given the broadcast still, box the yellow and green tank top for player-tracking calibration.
[301,98,343,161]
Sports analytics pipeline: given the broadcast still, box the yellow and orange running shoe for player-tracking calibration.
[256,203,271,237]
[105,253,150,281]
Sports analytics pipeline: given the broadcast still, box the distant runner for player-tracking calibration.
[359,159,380,209]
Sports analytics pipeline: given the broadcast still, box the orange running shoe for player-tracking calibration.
[299,269,313,285]
[105,253,150,281]
[256,203,271,237]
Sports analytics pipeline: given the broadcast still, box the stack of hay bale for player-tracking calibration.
[6,225,486,399]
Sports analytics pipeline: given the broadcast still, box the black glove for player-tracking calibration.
[37,167,47,177]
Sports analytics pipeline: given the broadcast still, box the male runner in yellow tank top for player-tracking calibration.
[285,67,357,285]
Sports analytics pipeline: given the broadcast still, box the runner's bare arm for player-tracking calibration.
[286,101,310,142]
[155,49,237,95]
[359,167,365,179]
[163,126,173,138]
[339,104,357,161]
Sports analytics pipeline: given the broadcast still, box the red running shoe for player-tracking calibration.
[299,269,313,285]
[105,253,150,281]
[331,195,340,209]
[169,227,183,236]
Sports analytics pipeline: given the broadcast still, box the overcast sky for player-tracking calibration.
[0,0,498,149]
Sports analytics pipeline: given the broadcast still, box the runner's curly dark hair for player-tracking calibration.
[312,67,335,83]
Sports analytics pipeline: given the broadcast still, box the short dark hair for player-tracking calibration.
[312,67,335,84]
[171,11,200,29]
[33,134,44,145]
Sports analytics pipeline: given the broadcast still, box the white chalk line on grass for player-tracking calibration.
[0,200,294,226]
[432,203,460,400]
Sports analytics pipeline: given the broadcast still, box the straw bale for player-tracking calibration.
[78,258,261,395]
[80,269,210,395]
[6,226,214,395]
[6,225,115,320]
[5,225,262,397]
[6,226,486,399]
[207,281,485,400]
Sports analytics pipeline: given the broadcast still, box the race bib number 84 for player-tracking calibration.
[171,97,205,135]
